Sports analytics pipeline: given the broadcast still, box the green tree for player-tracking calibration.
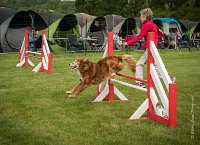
[0,0,199,21]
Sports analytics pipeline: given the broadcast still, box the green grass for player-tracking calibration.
[0,48,200,145]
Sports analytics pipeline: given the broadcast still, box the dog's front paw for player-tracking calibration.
[69,94,75,98]
[111,73,116,78]
[66,91,72,94]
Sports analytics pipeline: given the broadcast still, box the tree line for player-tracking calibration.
[1,0,199,21]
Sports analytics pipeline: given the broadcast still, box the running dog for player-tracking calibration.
[66,54,136,98]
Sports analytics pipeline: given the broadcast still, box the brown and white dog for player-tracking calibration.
[66,54,136,97]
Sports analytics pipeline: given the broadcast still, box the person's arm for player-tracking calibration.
[126,24,149,45]
[158,29,164,40]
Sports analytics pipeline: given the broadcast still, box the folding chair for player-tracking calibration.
[67,34,84,51]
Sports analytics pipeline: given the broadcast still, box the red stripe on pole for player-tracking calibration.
[147,32,155,118]
[24,30,29,66]
[108,32,114,56]
[117,73,148,83]
[108,80,114,101]
[169,83,177,128]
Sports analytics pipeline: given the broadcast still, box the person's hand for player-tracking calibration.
[123,42,128,47]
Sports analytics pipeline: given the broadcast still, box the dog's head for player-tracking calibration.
[69,58,88,70]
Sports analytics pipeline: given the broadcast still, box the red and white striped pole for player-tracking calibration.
[40,30,45,72]
[147,32,155,118]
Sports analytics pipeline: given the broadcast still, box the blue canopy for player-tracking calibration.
[153,18,180,25]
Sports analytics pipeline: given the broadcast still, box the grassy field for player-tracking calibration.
[0,48,200,145]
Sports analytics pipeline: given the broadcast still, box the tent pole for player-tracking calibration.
[81,14,83,38]
[48,12,51,40]
[113,15,114,33]
[188,20,191,52]
[127,19,128,36]
[32,14,36,52]
[85,18,87,56]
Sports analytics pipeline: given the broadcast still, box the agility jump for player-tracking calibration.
[94,32,177,128]
[16,30,52,73]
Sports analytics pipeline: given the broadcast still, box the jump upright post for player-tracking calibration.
[94,31,177,128]
[94,32,129,102]
[16,29,52,73]
[130,32,177,128]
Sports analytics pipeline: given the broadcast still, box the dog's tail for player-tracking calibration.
[121,54,136,72]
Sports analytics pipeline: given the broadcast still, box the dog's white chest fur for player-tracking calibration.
[77,70,83,80]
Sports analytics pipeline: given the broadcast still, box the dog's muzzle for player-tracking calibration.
[69,62,78,69]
